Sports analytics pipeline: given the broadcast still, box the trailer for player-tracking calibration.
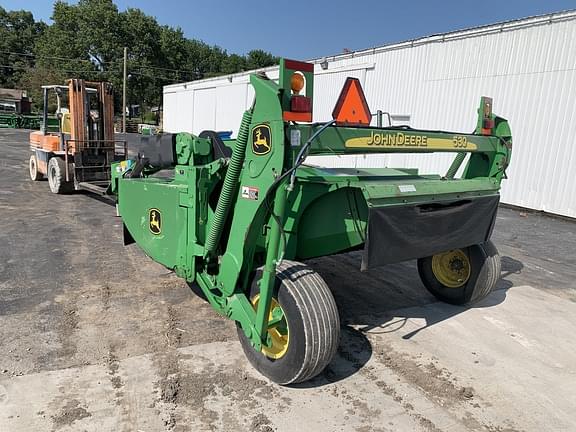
[111,59,512,384]
[0,87,55,130]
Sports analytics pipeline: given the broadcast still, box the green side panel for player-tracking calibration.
[294,187,368,259]
[295,166,500,203]
[118,178,187,269]
[287,164,501,260]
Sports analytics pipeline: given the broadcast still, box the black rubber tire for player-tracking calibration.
[29,155,43,181]
[417,240,501,305]
[47,157,73,194]
[237,260,340,385]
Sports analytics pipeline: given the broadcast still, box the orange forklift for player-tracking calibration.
[28,79,125,194]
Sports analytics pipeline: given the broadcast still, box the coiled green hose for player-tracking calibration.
[204,109,253,255]
[445,152,466,179]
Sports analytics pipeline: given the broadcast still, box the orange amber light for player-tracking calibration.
[291,72,305,94]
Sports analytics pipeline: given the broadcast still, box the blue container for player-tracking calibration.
[217,131,233,140]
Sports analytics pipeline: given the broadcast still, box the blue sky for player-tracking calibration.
[3,0,576,58]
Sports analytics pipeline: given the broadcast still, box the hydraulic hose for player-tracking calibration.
[445,152,466,179]
[288,119,336,191]
[204,109,253,255]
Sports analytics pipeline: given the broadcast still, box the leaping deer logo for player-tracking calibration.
[252,126,272,155]
[149,209,161,234]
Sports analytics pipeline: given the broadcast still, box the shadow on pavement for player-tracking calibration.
[291,325,372,389]
[301,251,523,386]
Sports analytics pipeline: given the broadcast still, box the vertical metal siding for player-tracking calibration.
[163,14,576,218]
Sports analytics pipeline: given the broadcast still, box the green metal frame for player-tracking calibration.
[112,59,512,352]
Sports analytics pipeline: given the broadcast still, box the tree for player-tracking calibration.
[246,49,279,70]
[120,8,164,108]
[1,1,279,113]
[221,54,247,74]
[27,1,107,109]
[0,7,46,88]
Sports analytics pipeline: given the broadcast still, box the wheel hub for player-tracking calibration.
[431,249,471,288]
[251,294,289,359]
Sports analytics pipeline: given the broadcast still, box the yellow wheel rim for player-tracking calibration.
[251,294,289,359]
[431,249,471,288]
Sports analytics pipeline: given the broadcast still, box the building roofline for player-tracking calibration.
[314,9,576,64]
[164,9,576,90]
[164,65,278,90]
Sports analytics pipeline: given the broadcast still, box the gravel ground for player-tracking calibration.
[0,128,575,432]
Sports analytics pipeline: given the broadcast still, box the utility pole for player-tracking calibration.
[122,46,127,133]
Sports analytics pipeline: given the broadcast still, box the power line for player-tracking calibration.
[0,63,191,83]
[0,50,95,65]
[0,62,114,74]
[0,49,199,75]
[0,64,105,74]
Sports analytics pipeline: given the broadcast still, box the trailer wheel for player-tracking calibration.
[29,155,43,181]
[237,260,340,385]
[417,240,501,305]
[47,157,73,194]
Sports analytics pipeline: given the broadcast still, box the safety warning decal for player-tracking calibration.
[241,186,259,200]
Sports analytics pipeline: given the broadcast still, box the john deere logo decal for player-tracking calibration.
[149,208,162,235]
[252,125,271,155]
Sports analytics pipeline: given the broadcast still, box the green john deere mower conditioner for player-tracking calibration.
[111,59,512,384]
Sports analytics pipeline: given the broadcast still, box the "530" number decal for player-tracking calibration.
[452,135,468,148]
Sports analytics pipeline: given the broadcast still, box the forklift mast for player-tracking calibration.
[68,80,115,145]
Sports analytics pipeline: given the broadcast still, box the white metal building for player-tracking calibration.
[163,10,576,219]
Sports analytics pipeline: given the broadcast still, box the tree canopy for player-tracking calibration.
[0,0,279,112]
[0,8,46,88]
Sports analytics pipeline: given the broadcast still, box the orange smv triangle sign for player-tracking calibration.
[332,77,372,126]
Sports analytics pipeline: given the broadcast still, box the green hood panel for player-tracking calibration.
[118,178,187,269]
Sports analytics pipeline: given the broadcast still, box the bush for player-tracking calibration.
[142,111,156,124]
